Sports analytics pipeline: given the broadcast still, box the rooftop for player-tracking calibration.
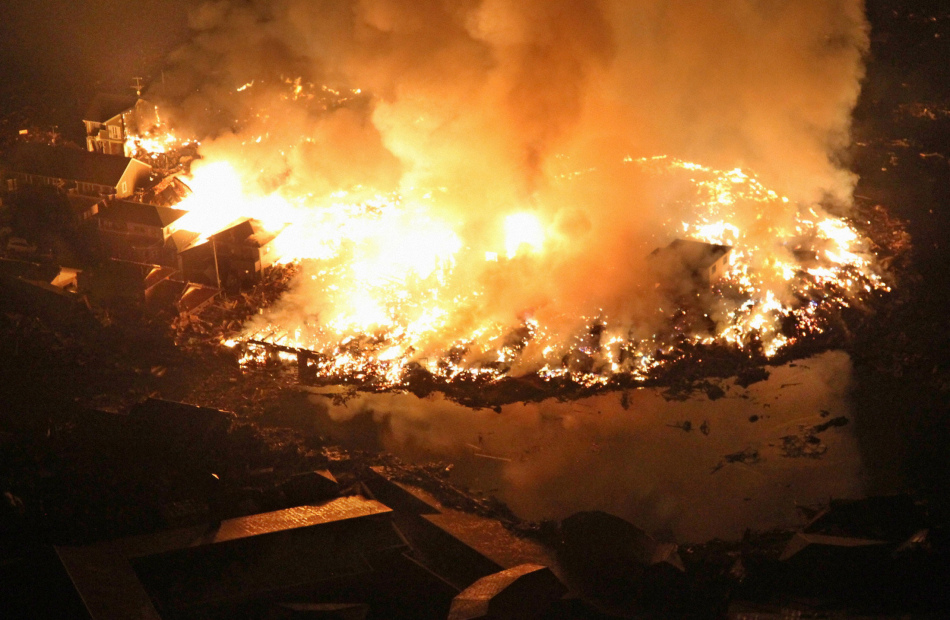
[83,93,141,123]
[210,218,281,248]
[1,144,149,188]
[99,200,187,229]
[650,238,732,271]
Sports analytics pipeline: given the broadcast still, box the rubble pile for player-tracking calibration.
[0,2,947,617]
[173,263,300,348]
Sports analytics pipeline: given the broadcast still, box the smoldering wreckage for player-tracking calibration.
[2,1,950,618]
[0,149,940,618]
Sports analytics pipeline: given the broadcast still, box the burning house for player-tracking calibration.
[142,174,193,208]
[94,199,196,266]
[0,143,151,199]
[179,218,285,290]
[83,93,160,157]
[649,239,734,287]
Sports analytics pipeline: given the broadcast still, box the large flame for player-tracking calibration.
[148,135,887,387]
[136,0,878,389]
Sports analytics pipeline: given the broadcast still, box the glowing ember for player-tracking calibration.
[135,121,889,390]
[124,105,198,161]
[504,213,545,259]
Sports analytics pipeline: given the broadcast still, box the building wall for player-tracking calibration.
[116,161,151,198]
[707,251,733,283]
[98,218,164,240]
[4,172,114,198]
[86,115,126,155]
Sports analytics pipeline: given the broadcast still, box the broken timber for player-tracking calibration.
[245,330,326,383]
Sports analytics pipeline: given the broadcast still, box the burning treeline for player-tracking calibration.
[142,0,884,387]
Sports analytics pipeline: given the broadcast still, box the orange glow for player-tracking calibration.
[134,130,887,386]
[504,213,545,259]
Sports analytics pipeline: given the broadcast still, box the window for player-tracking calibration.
[109,125,122,140]
[122,181,128,195]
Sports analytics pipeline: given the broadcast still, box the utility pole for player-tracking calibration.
[131,77,144,97]
[211,236,223,291]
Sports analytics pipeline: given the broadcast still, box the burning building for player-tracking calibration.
[95,199,194,266]
[649,239,733,287]
[82,93,159,157]
[178,217,285,289]
[3,2,950,617]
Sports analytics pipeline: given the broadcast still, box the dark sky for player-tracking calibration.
[0,0,190,133]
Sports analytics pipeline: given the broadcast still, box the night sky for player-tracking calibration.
[0,0,189,136]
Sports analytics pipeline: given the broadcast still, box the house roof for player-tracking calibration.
[1,144,149,188]
[178,285,219,314]
[67,195,103,216]
[54,495,396,619]
[210,218,281,248]
[144,265,178,290]
[99,200,187,228]
[779,532,889,562]
[84,93,140,123]
[165,229,200,253]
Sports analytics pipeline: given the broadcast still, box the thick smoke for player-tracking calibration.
[154,0,870,359]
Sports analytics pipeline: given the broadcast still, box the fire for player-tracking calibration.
[504,213,545,259]
[137,134,889,390]
[124,105,198,160]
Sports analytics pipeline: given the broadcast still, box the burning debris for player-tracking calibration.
[12,0,864,402]
[6,1,903,409]
[176,158,895,405]
[3,1,950,617]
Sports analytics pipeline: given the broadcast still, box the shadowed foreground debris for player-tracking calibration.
[447,564,566,620]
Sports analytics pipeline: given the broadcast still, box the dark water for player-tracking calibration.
[306,351,862,542]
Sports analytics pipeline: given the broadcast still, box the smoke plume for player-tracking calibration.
[154,0,871,365]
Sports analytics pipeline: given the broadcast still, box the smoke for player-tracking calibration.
[310,351,864,541]
[153,0,870,363]
[150,4,872,536]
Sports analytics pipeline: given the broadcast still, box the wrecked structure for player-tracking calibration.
[142,174,193,208]
[649,239,734,287]
[34,396,947,619]
[83,93,159,157]
[179,218,285,290]
[46,400,575,619]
